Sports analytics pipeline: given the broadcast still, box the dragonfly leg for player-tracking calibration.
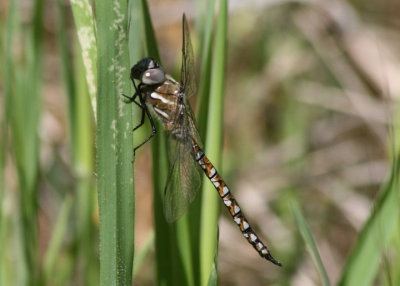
[121,92,136,103]
[132,103,156,162]
[121,92,146,132]
[133,106,146,132]
[122,86,156,162]
[132,97,147,132]
[121,81,142,103]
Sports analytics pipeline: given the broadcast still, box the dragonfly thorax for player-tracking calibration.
[144,76,183,134]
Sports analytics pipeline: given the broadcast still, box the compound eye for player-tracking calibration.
[142,68,165,85]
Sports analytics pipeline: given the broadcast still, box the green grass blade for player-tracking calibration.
[4,0,44,284]
[57,0,97,284]
[206,229,219,286]
[137,4,199,285]
[2,3,17,285]
[43,195,73,284]
[140,0,159,59]
[74,39,98,286]
[0,4,15,285]
[0,107,7,286]
[291,202,331,286]
[70,0,97,116]
[128,0,147,150]
[206,261,218,286]
[175,215,195,286]
[199,0,227,285]
[95,0,134,284]
[339,155,400,286]
[138,2,180,285]
[132,231,154,278]
[191,8,216,281]
[0,15,6,284]
[196,0,216,139]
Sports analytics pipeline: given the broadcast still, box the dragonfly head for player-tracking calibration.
[131,57,165,85]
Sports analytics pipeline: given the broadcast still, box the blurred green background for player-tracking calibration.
[1,0,399,285]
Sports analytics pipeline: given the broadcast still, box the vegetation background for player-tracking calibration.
[0,0,399,285]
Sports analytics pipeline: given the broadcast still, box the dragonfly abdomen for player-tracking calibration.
[191,139,282,266]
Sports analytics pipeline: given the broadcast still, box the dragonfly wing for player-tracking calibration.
[164,137,201,222]
[183,91,203,148]
[164,14,201,222]
[181,13,197,99]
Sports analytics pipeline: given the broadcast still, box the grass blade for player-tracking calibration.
[73,40,98,286]
[138,2,181,285]
[95,0,134,284]
[135,4,203,285]
[199,0,227,285]
[196,0,217,139]
[0,3,15,285]
[338,155,400,286]
[132,231,154,278]
[70,0,97,116]
[4,0,44,284]
[187,1,217,284]
[58,0,97,284]
[43,195,73,284]
[291,201,331,286]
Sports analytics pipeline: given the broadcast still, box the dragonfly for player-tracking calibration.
[123,14,281,266]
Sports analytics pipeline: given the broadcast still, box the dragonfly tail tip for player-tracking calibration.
[265,253,282,267]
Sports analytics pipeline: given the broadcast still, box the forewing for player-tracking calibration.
[183,90,203,148]
[163,97,202,222]
[164,138,201,223]
[164,22,201,222]
[181,13,197,99]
